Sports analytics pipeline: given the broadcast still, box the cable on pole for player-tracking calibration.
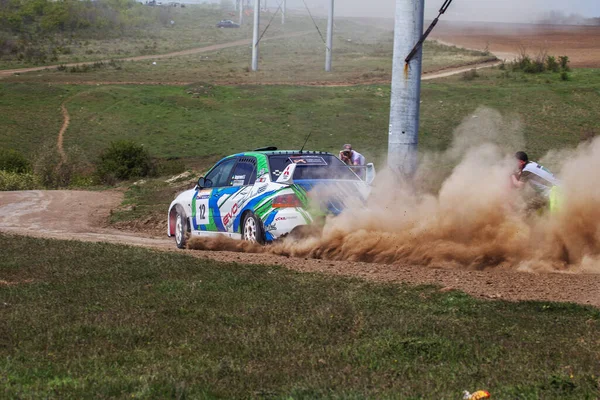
[405,0,454,63]
[300,0,330,51]
[255,0,284,45]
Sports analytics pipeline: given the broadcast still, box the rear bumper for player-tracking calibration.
[261,207,313,241]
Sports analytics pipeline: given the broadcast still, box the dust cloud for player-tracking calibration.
[189,107,600,273]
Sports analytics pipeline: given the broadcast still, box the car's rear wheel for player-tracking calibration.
[242,212,264,244]
[174,206,188,249]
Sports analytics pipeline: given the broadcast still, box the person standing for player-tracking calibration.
[339,144,365,167]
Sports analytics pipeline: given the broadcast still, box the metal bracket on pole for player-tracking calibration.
[405,0,454,64]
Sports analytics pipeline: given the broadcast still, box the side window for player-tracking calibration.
[205,158,237,188]
[230,161,256,186]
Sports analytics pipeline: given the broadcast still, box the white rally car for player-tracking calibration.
[167,148,375,248]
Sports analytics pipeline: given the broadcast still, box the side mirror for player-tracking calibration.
[365,163,376,185]
[197,177,206,189]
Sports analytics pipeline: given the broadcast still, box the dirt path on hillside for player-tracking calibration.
[56,102,69,164]
[1,190,599,307]
[0,31,312,79]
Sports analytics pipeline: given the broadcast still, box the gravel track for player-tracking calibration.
[1,190,598,307]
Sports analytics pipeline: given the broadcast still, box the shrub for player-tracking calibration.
[559,55,570,71]
[33,142,92,188]
[96,140,154,184]
[33,142,60,188]
[546,56,559,72]
[560,71,570,81]
[0,171,39,191]
[0,149,30,173]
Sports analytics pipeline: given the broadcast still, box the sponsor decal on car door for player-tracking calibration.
[192,188,215,231]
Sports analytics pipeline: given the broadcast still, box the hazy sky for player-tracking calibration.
[284,0,600,22]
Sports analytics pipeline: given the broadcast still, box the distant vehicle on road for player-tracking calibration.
[216,20,240,28]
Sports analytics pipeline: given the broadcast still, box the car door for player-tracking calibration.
[193,157,237,232]
[216,157,257,233]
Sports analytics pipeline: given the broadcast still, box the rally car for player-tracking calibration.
[167,148,375,248]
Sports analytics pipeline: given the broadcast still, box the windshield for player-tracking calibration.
[268,154,360,181]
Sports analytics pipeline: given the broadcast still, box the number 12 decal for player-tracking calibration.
[195,191,210,225]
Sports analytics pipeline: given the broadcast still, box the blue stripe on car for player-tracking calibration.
[233,189,279,233]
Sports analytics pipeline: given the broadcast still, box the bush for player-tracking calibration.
[546,56,559,72]
[96,140,154,184]
[0,149,30,173]
[33,142,92,188]
[0,171,39,191]
[560,71,570,81]
[559,55,570,71]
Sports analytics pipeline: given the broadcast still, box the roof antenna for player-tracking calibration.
[299,131,312,153]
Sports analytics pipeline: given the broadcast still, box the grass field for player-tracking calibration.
[0,6,312,70]
[1,234,599,398]
[3,37,494,86]
[1,68,598,165]
[2,25,494,85]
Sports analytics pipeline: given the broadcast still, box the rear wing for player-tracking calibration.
[276,163,296,184]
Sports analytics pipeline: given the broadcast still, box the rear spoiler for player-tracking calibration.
[276,163,296,184]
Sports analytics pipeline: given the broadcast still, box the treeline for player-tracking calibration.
[0,0,171,36]
[0,0,173,63]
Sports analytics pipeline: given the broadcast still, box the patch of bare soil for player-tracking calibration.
[1,190,599,307]
[431,21,600,67]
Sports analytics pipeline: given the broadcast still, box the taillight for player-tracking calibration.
[272,193,302,208]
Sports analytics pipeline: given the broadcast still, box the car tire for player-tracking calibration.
[242,212,265,244]
[174,206,188,249]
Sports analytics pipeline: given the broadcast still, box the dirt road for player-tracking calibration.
[1,190,599,307]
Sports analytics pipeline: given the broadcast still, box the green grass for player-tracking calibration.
[108,174,200,234]
[0,6,312,70]
[1,68,599,166]
[3,32,494,85]
[1,234,599,398]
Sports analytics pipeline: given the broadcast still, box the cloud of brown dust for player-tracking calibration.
[189,107,600,273]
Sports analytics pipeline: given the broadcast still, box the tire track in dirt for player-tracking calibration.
[1,190,599,308]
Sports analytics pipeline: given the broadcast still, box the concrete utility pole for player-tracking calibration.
[281,0,286,24]
[252,0,260,71]
[234,0,238,11]
[325,0,334,71]
[239,0,244,25]
[387,0,425,177]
